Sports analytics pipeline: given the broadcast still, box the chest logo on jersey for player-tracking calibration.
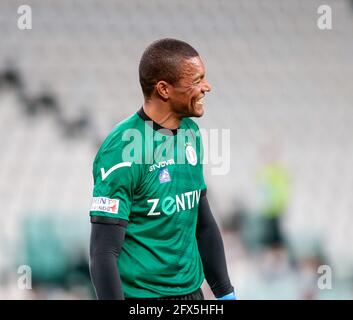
[159,168,171,184]
[146,189,202,216]
[186,145,197,166]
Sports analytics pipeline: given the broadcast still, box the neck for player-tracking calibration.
[143,99,181,130]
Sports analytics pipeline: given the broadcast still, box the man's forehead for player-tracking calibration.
[179,56,205,77]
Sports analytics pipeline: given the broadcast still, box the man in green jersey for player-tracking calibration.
[89,38,236,300]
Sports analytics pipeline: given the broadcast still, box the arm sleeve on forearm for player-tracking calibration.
[89,221,126,300]
[196,193,234,298]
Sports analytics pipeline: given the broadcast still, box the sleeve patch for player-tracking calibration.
[91,197,120,214]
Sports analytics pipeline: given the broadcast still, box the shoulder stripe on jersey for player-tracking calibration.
[101,162,132,180]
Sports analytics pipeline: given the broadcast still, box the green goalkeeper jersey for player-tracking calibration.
[90,108,207,298]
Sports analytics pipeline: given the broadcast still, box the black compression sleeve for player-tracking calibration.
[196,194,234,298]
[89,222,126,300]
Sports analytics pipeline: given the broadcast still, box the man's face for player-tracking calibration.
[168,56,211,118]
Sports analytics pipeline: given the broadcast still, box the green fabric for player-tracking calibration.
[90,111,206,298]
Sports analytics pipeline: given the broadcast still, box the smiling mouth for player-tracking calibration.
[196,97,204,105]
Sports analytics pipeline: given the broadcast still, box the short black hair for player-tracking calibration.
[139,38,199,99]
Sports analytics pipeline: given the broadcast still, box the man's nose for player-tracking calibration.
[202,79,212,93]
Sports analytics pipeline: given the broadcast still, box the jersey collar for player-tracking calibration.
[137,107,179,136]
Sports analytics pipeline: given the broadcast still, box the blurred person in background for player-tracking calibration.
[255,141,292,282]
[256,159,290,250]
[253,140,291,249]
[88,38,236,300]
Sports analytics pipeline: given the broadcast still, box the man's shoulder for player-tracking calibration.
[115,111,142,130]
[111,111,142,138]
[96,112,142,156]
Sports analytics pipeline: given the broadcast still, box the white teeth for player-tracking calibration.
[197,98,204,104]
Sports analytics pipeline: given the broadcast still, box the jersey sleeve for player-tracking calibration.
[90,143,140,223]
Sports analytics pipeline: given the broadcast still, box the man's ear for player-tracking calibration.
[155,81,169,100]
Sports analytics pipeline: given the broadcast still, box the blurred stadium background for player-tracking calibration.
[0,0,352,299]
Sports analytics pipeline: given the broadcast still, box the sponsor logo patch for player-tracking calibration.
[91,197,119,214]
[159,168,171,184]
